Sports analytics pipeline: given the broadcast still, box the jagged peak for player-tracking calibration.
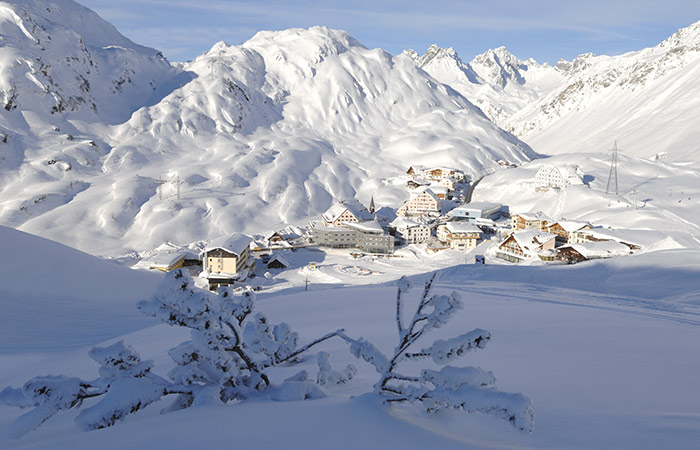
[417,44,462,67]
[657,19,700,49]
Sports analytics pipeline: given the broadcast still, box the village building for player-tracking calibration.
[496,230,557,263]
[397,188,441,217]
[406,165,467,183]
[345,221,395,254]
[578,228,643,251]
[138,252,186,272]
[535,164,584,189]
[429,186,449,200]
[406,179,431,190]
[311,221,394,254]
[389,217,431,244]
[544,221,592,244]
[557,241,630,264]
[436,222,482,250]
[321,199,373,227]
[511,211,552,231]
[451,202,502,222]
[201,234,253,290]
[438,177,456,191]
[266,253,290,269]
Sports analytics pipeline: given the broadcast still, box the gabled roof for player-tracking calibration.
[267,253,290,268]
[344,220,385,234]
[389,217,424,229]
[322,199,373,223]
[513,211,552,222]
[537,164,584,185]
[408,187,439,202]
[559,241,630,259]
[548,220,591,233]
[203,234,253,256]
[503,230,557,254]
[445,222,481,234]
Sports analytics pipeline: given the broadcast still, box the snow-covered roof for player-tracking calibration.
[505,230,557,254]
[344,220,385,234]
[267,253,290,268]
[549,220,590,233]
[513,211,552,222]
[134,251,186,270]
[560,241,630,259]
[556,165,584,185]
[390,217,425,229]
[453,202,502,214]
[429,186,449,195]
[203,234,253,256]
[408,187,439,202]
[322,199,373,223]
[445,222,481,234]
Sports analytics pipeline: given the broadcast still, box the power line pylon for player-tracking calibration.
[606,141,619,197]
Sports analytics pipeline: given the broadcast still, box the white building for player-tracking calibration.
[436,222,482,250]
[390,217,431,244]
[397,188,441,217]
[496,230,557,263]
[321,199,373,227]
[451,202,502,222]
[311,221,394,254]
[535,164,584,189]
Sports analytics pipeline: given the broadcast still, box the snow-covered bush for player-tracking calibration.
[0,269,345,437]
[337,274,535,433]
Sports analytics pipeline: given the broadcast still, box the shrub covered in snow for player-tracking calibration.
[337,274,535,433]
[0,269,346,437]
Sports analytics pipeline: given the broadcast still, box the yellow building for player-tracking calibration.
[201,234,253,290]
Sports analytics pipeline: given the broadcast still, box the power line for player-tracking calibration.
[606,141,619,197]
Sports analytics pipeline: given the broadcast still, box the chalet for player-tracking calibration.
[406,165,427,177]
[578,228,643,251]
[544,221,592,244]
[430,186,449,200]
[436,222,481,250]
[139,252,186,272]
[535,164,584,189]
[511,211,552,231]
[397,188,440,217]
[201,234,253,290]
[267,232,284,243]
[557,241,630,264]
[406,179,431,190]
[321,199,373,227]
[496,230,557,263]
[266,253,290,269]
[389,217,430,244]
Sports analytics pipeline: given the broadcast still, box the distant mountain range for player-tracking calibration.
[409,20,700,162]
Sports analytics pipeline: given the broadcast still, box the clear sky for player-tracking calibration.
[78,0,700,64]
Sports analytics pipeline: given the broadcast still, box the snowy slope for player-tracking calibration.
[505,21,700,163]
[1,258,700,449]
[0,225,161,352]
[0,14,537,256]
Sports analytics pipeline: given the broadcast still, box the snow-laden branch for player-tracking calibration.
[340,273,535,433]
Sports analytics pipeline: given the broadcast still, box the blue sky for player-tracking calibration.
[79,0,700,63]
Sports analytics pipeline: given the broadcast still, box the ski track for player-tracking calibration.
[437,280,700,327]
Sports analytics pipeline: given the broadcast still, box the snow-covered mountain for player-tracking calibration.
[406,45,569,128]
[0,2,536,255]
[411,20,700,164]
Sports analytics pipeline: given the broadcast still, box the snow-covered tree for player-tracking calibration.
[337,274,535,433]
[0,269,345,437]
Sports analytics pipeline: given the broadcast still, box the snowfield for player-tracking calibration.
[1,251,700,449]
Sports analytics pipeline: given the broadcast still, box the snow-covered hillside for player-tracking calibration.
[0,225,161,352]
[0,1,535,256]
